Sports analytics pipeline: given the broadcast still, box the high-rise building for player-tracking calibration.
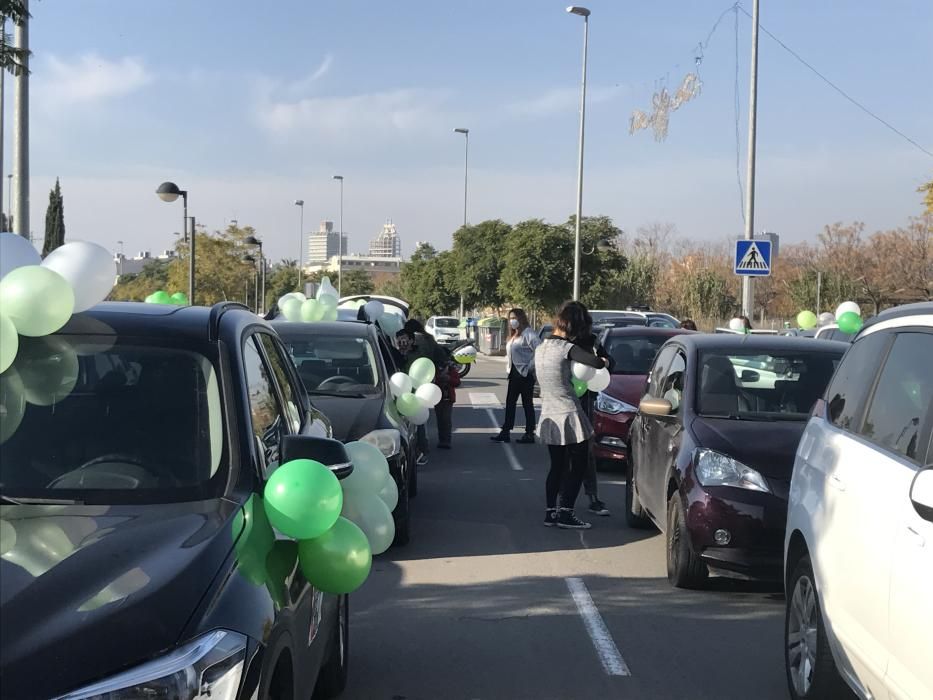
[368,219,402,258]
[307,220,347,264]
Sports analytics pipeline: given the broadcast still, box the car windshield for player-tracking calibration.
[434,318,459,328]
[604,335,669,375]
[646,315,679,329]
[697,350,842,420]
[281,334,381,396]
[0,336,226,504]
[590,311,631,323]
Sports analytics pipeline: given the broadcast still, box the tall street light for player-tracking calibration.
[156,182,194,304]
[332,175,344,297]
[453,128,469,318]
[567,5,590,301]
[245,235,264,313]
[294,199,305,289]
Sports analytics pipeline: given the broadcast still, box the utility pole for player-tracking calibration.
[12,1,29,240]
[1,15,5,224]
[741,0,760,318]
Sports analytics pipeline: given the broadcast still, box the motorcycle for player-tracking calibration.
[450,339,477,378]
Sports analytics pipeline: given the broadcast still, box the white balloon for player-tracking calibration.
[411,406,430,425]
[588,367,611,393]
[389,372,412,398]
[728,317,745,332]
[835,301,861,320]
[363,300,385,320]
[0,232,41,280]
[343,441,391,492]
[818,312,835,327]
[317,276,339,301]
[341,490,395,555]
[376,474,399,512]
[41,241,116,312]
[415,382,442,407]
[572,361,596,382]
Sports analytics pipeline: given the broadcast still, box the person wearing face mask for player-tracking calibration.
[492,308,541,444]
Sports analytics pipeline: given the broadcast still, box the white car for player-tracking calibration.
[425,316,460,347]
[813,323,853,343]
[784,302,933,700]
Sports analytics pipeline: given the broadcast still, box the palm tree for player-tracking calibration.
[1,1,29,76]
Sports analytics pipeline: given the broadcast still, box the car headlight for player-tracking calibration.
[595,392,637,415]
[360,429,401,458]
[694,449,770,493]
[56,630,247,700]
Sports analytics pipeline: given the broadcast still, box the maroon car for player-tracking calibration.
[592,327,692,466]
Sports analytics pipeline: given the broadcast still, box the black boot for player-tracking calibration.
[490,431,511,443]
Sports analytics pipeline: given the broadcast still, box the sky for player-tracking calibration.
[7,0,933,263]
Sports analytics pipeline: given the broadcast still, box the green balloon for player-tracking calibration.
[300,298,323,322]
[298,516,372,594]
[265,540,298,608]
[15,336,79,406]
[0,368,26,445]
[0,265,75,337]
[152,290,172,305]
[170,292,189,306]
[796,310,818,330]
[264,459,343,540]
[280,297,302,321]
[571,377,588,398]
[0,312,18,374]
[232,495,276,586]
[408,357,435,387]
[837,311,863,335]
[396,391,422,417]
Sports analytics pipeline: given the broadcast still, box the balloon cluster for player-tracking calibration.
[795,301,862,335]
[279,277,341,323]
[340,441,399,556]
[570,362,611,398]
[0,234,116,374]
[145,290,189,306]
[389,357,438,426]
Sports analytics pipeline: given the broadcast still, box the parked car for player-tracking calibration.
[813,323,853,342]
[593,316,649,330]
[273,320,417,546]
[0,302,350,700]
[592,327,692,467]
[539,324,554,341]
[783,302,933,700]
[425,316,461,348]
[627,334,846,588]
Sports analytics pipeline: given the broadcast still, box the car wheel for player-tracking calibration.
[313,595,349,699]
[666,492,708,589]
[625,461,652,529]
[785,555,850,700]
[392,479,411,547]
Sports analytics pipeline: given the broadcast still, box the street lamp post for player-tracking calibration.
[332,175,344,297]
[116,240,124,276]
[567,5,590,301]
[156,182,194,304]
[453,127,469,318]
[245,235,264,313]
[294,199,305,289]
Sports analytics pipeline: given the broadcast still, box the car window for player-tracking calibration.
[258,333,302,433]
[378,336,398,375]
[646,346,677,398]
[859,332,933,463]
[660,351,686,414]
[243,337,286,472]
[280,333,381,396]
[826,331,890,431]
[604,334,669,375]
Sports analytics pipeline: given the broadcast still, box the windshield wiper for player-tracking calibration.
[0,494,83,505]
[309,390,369,399]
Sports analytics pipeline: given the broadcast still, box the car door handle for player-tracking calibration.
[907,526,926,547]
[828,474,846,492]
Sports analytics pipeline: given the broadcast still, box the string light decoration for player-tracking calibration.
[630,66,703,142]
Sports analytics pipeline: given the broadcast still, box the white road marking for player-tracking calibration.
[469,392,502,408]
[484,408,523,471]
[565,577,631,677]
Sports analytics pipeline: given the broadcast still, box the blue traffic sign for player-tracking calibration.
[734,239,772,276]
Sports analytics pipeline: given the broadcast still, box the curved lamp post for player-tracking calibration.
[156,182,194,304]
[245,235,265,313]
[294,199,305,289]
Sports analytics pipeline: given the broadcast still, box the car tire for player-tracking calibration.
[314,595,349,699]
[392,480,411,547]
[625,462,652,529]
[785,555,850,700]
[666,492,708,589]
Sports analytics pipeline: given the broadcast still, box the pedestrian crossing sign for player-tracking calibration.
[734,239,772,276]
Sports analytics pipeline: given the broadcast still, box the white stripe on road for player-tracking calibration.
[565,577,631,677]
[484,408,523,471]
[469,392,502,408]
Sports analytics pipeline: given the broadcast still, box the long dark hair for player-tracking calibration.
[508,308,530,338]
[554,300,592,342]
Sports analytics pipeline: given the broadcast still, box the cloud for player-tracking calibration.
[506,85,622,118]
[38,53,151,106]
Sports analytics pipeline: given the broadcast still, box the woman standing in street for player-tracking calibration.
[492,308,540,444]
[536,301,607,529]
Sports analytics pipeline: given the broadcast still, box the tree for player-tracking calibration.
[110,259,171,301]
[499,219,573,312]
[42,178,65,257]
[1,2,29,77]
[264,259,301,309]
[341,269,375,296]
[398,243,458,318]
[165,223,259,305]
[572,215,628,309]
[919,179,933,215]
[451,219,511,310]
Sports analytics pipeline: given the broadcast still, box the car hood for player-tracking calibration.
[309,394,387,443]
[690,417,806,483]
[605,374,647,408]
[0,499,239,699]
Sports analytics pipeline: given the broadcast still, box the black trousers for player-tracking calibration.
[436,400,453,445]
[579,392,599,499]
[546,441,589,510]
[503,368,536,434]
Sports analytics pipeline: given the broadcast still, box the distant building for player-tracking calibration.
[307,220,348,264]
[114,249,177,277]
[368,220,402,258]
[306,254,402,289]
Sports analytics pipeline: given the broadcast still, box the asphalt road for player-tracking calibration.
[343,357,788,700]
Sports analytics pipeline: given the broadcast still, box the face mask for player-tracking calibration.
[509,319,520,329]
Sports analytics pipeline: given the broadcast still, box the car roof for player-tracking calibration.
[671,333,848,353]
[859,302,933,336]
[270,320,374,338]
[604,327,693,338]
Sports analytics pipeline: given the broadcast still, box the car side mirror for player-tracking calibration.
[740,369,760,382]
[639,397,672,416]
[910,467,933,523]
[280,435,353,480]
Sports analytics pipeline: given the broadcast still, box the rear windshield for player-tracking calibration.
[434,318,459,328]
[697,350,842,420]
[279,333,382,396]
[0,336,226,504]
[604,335,669,375]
